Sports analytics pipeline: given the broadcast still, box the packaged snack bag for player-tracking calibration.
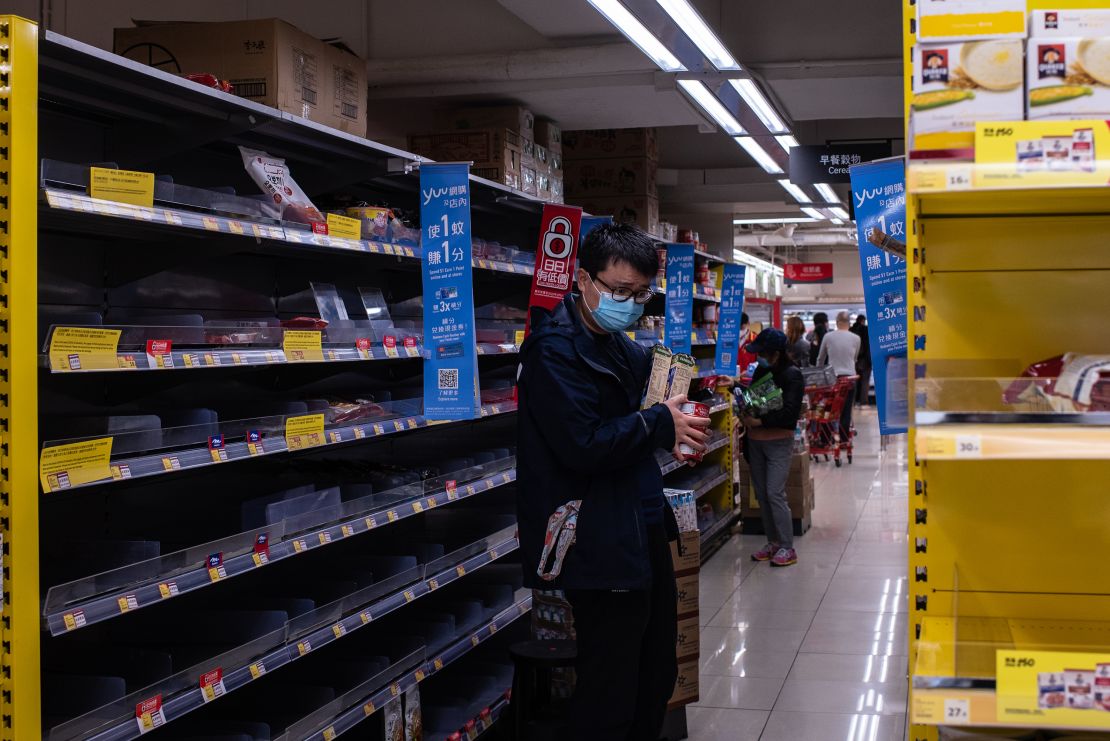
[239,146,325,227]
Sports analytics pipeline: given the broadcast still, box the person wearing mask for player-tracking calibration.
[736,312,759,377]
[516,223,711,741]
[806,312,829,366]
[785,315,810,368]
[741,329,805,567]
[817,311,862,442]
[851,314,872,406]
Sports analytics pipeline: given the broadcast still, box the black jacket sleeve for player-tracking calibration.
[522,339,676,474]
[757,366,805,430]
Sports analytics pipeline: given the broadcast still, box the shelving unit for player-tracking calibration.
[0,16,743,739]
[904,3,1110,740]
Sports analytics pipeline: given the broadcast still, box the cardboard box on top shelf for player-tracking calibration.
[472,164,521,191]
[439,104,535,140]
[521,164,539,196]
[550,176,565,203]
[670,530,700,574]
[675,616,700,660]
[114,19,367,134]
[569,194,659,236]
[536,118,563,153]
[563,127,658,161]
[669,657,700,708]
[564,157,659,199]
[407,129,522,167]
[675,573,699,616]
[534,143,552,176]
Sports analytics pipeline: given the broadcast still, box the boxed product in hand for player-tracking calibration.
[1027,38,1110,120]
[911,40,1024,149]
[666,354,697,400]
[114,19,367,134]
[642,345,674,409]
[916,0,1026,41]
[1031,9,1110,38]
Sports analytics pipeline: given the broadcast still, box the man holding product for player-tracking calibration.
[516,223,710,740]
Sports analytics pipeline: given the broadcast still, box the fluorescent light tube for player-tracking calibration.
[656,0,739,70]
[735,137,783,174]
[677,79,745,135]
[587,0,687,72]
[775,134,799,152]
[733,217,817,225]
[730,79,788,134]
[777,179,808,203]
[830,206,850,220]
[801,207,825,220]
[814,183,840,204]
[831,218,844,225]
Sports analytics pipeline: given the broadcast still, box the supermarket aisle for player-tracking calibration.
[689,409,909,741]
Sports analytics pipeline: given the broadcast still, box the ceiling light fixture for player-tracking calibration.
[731,79,789,134]
[775,134,799,152]
[801,207,825,220]
[677,80,745,135]
[735,137,783,174]
[831,218,845,225]
[733,216,817,225]
[830,206,850,220]
[587,0,687,72]
[656,0,740,70]
[814,183,841,204]
[777,179,808,203]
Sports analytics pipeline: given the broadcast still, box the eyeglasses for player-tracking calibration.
[592,275,656,305]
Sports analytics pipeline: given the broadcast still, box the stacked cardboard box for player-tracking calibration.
[114,19,367,135]
[739,452,815,536]
[536,119,564,203]
[668,530,701,708]
[437,105,537,195]
[563,128,660,236]
[408,128,524,190]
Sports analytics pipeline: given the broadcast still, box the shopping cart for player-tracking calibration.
[804,375,858,467]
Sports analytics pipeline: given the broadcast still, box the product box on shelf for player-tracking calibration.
[569,194,659,236]
[563,157,659,199]
[915,0,1026,41]
[670,530,701,574]
[910,40,1024,150]
[438,104,535,140]
[472,164,522,190]
[1026,38,1110,120]
[114,19,367,134]
[536,118,562,153]
[407,128,523,168]
[521,164,539,196]
[550,176,565,203]
[1031,9,1110,38]
[675,616,699,660]
[675,573,699,616]
[563,128,659,161]
[669,657,700,708]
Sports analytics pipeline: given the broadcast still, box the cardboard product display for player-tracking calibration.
[438,105,535,140]
[569,194,660,236]
[564,157,659,199]
[536,118,563,153]
[675,573,699,616]
[669,656,700,708]
[670,530,701,574]
[114,19,367,134]
[407,129,522,168]
[563,128,659,161]
[675,616,700,661]
[471,164,521,190]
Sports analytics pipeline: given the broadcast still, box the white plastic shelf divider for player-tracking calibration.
[66,538,521,741]
[658,434,730,476]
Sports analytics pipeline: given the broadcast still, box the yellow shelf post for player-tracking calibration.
[0,15,39,740]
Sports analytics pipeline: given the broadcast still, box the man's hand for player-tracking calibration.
[742,415,762,428]
[664,395,711,457]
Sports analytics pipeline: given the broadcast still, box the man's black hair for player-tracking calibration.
[578,222,658,279]
[813,312,828,325]
[741,312,750,325]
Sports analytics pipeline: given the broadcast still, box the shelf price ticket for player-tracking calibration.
[283,330,324,362]
[285,414,325,450]
[997,649,1110,730]
[48,326,123,371]
[39,437,113,492]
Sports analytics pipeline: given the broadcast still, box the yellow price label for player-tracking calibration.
[434,658,443,671]
[228,220,244,235]
[415,669,426,682]
[363,702,376,715]
[202,216,220,231]
[88,166,154,207]
[326,212,362,240]
[283,330,324,362]
[40,437,113,492]
[996,649,1110,730]
[332,623,346,639]
[48,326,122,371]
[285,414,325,451]
[323,728,337,741]
[249,662,266,679]
[412,501,424,513]
[514,330,526,346]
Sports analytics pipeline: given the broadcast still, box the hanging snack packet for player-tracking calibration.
[239,146,326,230]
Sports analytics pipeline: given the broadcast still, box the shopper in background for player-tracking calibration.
[817,311,862,442]
[785,315,810,368]
[851,314,872,406]
[736,312,759,377]
[742,328,805,567]
[806,311,829,366]
[516,223,710,741]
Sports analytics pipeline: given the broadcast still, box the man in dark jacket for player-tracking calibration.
[517,223,710,740]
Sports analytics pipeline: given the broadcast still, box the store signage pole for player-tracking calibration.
[715,264,747,374]
[849,159,909,435]
[419,163,480,420]
[664,243,695,354]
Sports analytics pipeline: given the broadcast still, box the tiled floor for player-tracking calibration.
[688,408,909,741]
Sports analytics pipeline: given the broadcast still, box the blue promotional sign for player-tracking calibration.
[849,159,908,435]
[578,216,613,248]
[420,163,479,420]
[663,243,695,354]
[715,264,747,374]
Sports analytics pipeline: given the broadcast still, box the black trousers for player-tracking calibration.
[566,523,678,741]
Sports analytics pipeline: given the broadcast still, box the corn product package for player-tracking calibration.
[1027,38,1110,120]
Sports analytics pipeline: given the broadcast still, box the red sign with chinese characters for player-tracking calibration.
[783,262,834,285]
[527,205,583,320]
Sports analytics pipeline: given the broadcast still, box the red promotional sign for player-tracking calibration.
[784,262,834,285]
[527,205,584,322]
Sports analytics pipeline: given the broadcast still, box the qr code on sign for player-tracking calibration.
[438,368,459,390]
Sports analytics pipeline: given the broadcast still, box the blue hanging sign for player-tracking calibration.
[420,163,479,420]
[715,264,747,374]
[849,159,908,435]
[663,243,695,354]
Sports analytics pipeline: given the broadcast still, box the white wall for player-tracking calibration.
[781,248,864,304]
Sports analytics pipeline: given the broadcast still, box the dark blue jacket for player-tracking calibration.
[516,294,677,591]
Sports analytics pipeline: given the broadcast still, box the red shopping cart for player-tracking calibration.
[805,375,858,467]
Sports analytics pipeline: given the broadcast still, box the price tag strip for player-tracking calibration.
[43,470,519,635]
[79,542,525,740]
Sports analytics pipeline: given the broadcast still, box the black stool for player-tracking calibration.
[507,639,576,741]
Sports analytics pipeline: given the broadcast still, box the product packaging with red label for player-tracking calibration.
[678,402,710,462]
